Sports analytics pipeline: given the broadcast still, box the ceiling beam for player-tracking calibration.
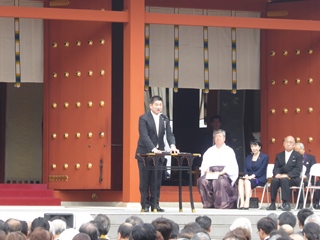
[0,6,129,22]
[145,12,320,32]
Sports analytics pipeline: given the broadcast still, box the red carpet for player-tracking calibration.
[0,184,61,206]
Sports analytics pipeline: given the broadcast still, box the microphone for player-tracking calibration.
[161,114,168,131]
[161,114,168,120]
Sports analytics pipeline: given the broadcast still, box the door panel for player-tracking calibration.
[45,0,111,189]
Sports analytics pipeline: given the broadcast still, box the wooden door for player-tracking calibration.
[44,0,111,190]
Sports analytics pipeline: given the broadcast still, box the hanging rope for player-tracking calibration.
[203,25,209,94]
[14,0,21,88]
[144,23,150,91]
[231,11,237,94]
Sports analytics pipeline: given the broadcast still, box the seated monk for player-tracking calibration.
[197,129,239,209]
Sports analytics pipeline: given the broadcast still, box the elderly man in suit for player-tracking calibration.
[135,95,179,212]
[294,142,317,209]
[267,136,303,211]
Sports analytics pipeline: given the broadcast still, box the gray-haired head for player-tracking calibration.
[213,129,226,138]
[305,214,320,226]
[190,232,210,240]
[295,142,305,150]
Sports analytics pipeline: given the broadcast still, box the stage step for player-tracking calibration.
[0,184,61,206]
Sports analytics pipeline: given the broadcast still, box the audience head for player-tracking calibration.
[169,222,179,240]
[129,223,156,240]
[278,212,296,228]
[303,222,320,240]
[79,222,99,240]
[223,227,251,240]
[5,219,21,232]
[250,139,262,149]
[230,217,252,234]
[290,233,304,240]
[29,227,52,240]
[117,223,133,240]
[190,232,211,240]
[305,214,320,226]
[269,229,290,240]
[297,209,314,228]
[267,213,279,226]
[93,214,111,236]
[5,231,27,240]
[125,216,144,227]
[59,228,79,240]
[0,230,5,240]
[20,221,28,237]
[0,220,10,235]
[195,216,212,233]
[279,224,294,235]
[257,217,277,240]
[52,219,66,235]
[30,217,50,232]
[151,218,172,240]
[72,233,91,240]
[178,222,202,239]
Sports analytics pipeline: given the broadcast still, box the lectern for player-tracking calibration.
[137,152,201,212]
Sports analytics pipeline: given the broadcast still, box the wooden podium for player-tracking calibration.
[137,152,201,212]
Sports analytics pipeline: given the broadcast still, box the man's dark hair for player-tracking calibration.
[278,212,297,228]
[125,216,144,227]
[257,217,277,235]
[303,222,320,240]
[118,223,133,239]
[31,217,50,232]
[297,209,314,227]
[150,96,163,104]
[20,221,28,236]
[195,216,212,232]
[6,218,22,232]
[151,218,172,240]
[170,222,179,239]
[79,222,99,240]
[0,220,10,234]
[269,229,290,240]
[93,214,111,236]
[178,222,202,239]
[210,115,221,123]
[129,223,156,240]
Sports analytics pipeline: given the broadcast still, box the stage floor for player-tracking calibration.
[0,202,303,240]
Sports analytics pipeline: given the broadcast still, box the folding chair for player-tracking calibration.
[290,165,306,210]
[236,163,274,209]
[303,163,320,209]
[253,163,274,209]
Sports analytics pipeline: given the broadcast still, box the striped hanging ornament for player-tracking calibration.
[231,12,237,95]
[173,24,179,92]
[203,25,209,94]
[144,23,150,91]
[14,0,21,88]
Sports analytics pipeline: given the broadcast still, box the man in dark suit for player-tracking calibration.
[267,135,303,211]
[135,95,179,212]
[294,142,317,209]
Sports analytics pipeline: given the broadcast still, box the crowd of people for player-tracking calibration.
[1,210,320,240]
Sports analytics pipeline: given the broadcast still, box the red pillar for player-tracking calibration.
[122,0,145,202]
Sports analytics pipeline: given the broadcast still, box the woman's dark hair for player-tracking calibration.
[250,139,262,149]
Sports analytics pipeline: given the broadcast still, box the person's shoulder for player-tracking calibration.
[306,153,316,159]
[260,152,269,159]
